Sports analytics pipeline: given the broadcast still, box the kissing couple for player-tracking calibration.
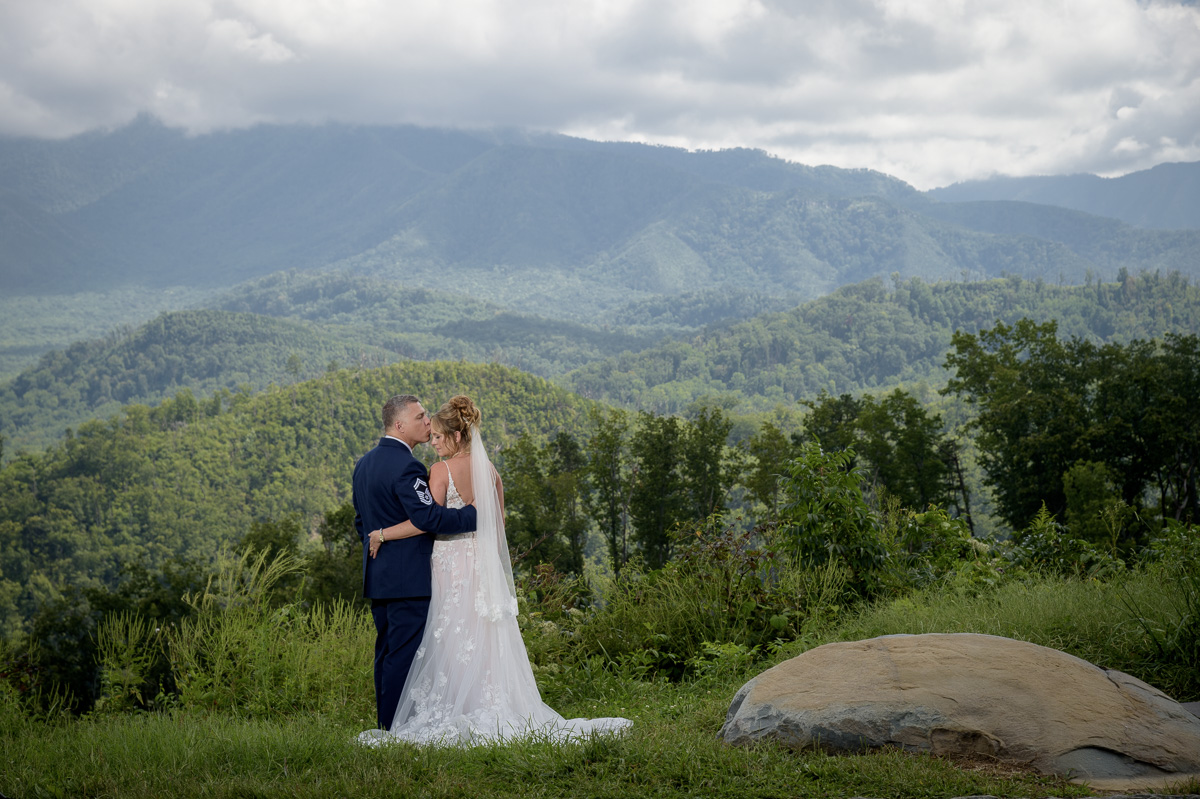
[353,393,631,745]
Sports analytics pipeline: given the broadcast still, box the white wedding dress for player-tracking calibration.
[359,427,631,746]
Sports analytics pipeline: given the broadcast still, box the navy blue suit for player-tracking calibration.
[352,437,477,729]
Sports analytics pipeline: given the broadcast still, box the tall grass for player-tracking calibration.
[94,549,376,722]
[816,566,1199,701]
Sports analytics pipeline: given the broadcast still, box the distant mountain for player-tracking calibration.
[926,162,1200,230]
[4,119,1197,311]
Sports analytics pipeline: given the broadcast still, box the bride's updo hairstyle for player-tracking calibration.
[431,395,481,456]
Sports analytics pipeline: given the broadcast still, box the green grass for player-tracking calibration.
[5,558,1197,797]
[1,681,1089,799]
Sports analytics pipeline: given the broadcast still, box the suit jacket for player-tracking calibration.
[352,437,477,599]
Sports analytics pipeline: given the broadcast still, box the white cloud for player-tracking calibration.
[0,0,1197,188]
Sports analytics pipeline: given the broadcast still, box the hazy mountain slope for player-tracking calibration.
[7,120,1197,308]
[0,120,494,292]
[1,271,679,456]
[0,310,400,454]
[344,184,1121,317]
[920,200,1200,274]
[927,161,1200,230]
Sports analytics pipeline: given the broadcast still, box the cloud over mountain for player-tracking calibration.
[1,0,1197,188]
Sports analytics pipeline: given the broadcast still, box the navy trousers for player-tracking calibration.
[371,596,431,730]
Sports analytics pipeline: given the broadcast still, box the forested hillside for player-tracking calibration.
[6,271,1197,457]
[0,360,592,638]
[564,271,1200,412]
[5,120,1197,311]
[1,271,706,455]
[0,310,401,454]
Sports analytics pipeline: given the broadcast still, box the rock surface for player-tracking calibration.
[720,633,1200,792]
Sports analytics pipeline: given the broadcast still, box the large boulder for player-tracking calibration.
[720,633,1200,792]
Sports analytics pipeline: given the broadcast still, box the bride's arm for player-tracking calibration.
[369,518,423,558]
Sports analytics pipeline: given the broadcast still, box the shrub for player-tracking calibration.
[1004,503,1125,580]
[777,443,889,598]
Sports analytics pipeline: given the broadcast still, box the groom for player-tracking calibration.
[352,394,477,730]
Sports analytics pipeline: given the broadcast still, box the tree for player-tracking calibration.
[680,406,736,520]
[302,502,362,606]
[946,321,1199,532]
[943,320,1094,529]
[584,407,631,574]
[746,421,796,518]
[854,390,953,511]
[545,432,589,576]
[777,442,889,598]
[501,435,567,570]
[800,389,962,516]
[801,392,862,456]
[629,413,688,569]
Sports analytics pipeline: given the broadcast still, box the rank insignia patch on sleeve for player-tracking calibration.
[413,478,433,506]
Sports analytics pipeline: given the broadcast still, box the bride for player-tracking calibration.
[359,395,631,746]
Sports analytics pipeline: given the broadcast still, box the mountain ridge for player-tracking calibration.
[927,161,1200,230]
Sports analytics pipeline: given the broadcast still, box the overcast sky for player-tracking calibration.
[1,0,1197,189]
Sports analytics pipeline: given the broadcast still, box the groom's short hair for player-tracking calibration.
[382,394,420,431]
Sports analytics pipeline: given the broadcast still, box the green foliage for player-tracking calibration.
[1062,461,1136,550]
[93,612,159,714]
[945,319,1200,529]
[777,443,889,597]
[803,388,963,515]
[880,503,990,591]
[165,549,372,717]
[0,360,594,638]
[744,419,795,518]
[1119,521,1200,699]
[582,407,631,574]
[564,271,1200,414]
[300,502,363,606]
[628,414,689,569]
[1003,504,1125,580]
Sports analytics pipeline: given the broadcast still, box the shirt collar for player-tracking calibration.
[384,435,412,453]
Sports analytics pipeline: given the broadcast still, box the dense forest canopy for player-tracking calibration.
[564,270,1200,412]
[5,272,1197,460]
[0,361,592,639]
